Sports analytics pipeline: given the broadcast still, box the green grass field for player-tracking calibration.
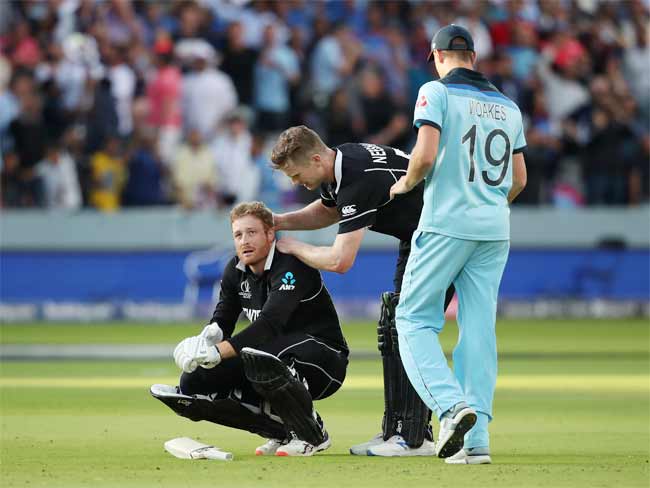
[1,319,649,487]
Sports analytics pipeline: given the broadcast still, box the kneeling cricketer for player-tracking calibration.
[151,202,349,457]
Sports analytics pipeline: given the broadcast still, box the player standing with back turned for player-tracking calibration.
[390,24,527,465]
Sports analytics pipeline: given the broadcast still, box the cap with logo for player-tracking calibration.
[427,24,475,62]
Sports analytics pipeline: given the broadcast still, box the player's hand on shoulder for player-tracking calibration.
[173,334,222,373]
[272,213,285,231]
[276,236,299,255]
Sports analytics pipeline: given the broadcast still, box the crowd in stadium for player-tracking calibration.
[1,0,648,211]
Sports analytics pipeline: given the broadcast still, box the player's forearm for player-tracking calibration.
[508,154,527,203]
[216,340,236,359]
[508,182,525,203]
[274,200,338,231]
[403,153,434,190]
[287,241,349,274]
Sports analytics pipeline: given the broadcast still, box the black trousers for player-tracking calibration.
[180,333,349,402]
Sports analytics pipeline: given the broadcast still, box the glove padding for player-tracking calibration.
[200,322,224,345]
[174,335,221,373]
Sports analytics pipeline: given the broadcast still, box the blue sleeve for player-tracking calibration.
[413,81,447,132]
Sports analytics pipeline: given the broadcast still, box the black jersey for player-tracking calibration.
[320,143,424,242]
[209,242,348,355]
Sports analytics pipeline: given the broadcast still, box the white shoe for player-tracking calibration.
[445,448,492,464]
[349,433,383,455]
[435,405,477,458]
[255,438,287,456]
[275,432,331,457]
[367,435,436,457]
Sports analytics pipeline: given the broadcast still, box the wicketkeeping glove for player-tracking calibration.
[173,335,221,373]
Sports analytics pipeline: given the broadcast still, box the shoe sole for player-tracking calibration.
[367,448,436,457]
[436,410,477,458]
[445,454,492,465]
[255,449,276,456]
[349,442,383,456]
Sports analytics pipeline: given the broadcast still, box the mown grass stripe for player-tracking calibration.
[0,374,647,392]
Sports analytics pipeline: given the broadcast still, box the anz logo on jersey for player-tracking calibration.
[279,271,296,291]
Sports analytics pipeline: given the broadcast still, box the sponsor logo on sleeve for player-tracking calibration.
[279,271,296,291]
[416,94,428,108]
[341,205,357,217]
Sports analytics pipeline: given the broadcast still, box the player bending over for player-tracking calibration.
[151,201,349,457]
[270,126,455,457]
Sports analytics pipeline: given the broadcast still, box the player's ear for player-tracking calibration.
[267,227,276,243]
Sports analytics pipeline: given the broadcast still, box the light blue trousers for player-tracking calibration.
[396,231,509,449]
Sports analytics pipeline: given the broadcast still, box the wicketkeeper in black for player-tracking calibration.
[271,126,455,456]
[151,201,349,457]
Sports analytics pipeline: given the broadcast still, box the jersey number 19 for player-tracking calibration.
[461,125,511,187]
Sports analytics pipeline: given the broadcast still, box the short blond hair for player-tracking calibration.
[270,125,328,169]
[230,201,274,230]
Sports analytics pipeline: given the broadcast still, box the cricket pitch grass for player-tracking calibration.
[1,319,648,487]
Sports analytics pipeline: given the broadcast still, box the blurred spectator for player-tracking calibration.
[490,52,525,107]
[146,36,182,166]
[0,56,18,144]
[356,67,409,149]
[6,19,42,70]
[104,43,136,137]
[564,76,642,205]
[180,40,237,141]
[36,141,82,210]
[7,78,47,206]
[253,24,300,134]
[505,21,539,82]
[84,77,119,155]
[324,87,362,147]
[536,32,590,123]
[89,136,126,212]
[519,89,562,204]
[383,24,410,105]
[171,128,217,209]
[623,21,650,132]
[236,0,289,49]
[252,132,281,210]
[454,8,494,61]
[310,23,360,103]
[52,34,103,115]
[122,131,166,207]
[212,107,259,205]
[220,21,259,106]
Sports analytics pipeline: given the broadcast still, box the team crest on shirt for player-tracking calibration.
[279,271,296,291]
[416,95,428,108]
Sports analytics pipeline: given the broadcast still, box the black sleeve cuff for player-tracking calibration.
[414,119,442,133]
[513,145,527,154]
[227,316,276,353]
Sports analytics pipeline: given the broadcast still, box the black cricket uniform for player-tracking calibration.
[320,143,424,292]
[180,242,348,402]
[320,143,455,447]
